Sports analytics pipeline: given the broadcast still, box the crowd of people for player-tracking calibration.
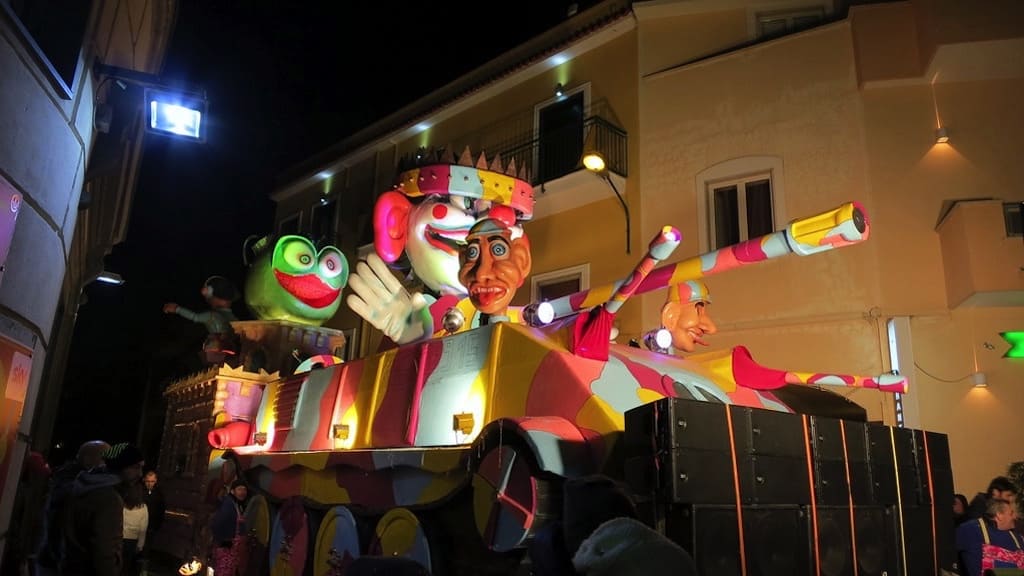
[954,476,1024,576]
[6,441,166,576]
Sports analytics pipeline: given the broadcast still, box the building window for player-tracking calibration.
[708,175,775,249]
[695,157,787,253]
[534,84,591,184]
[531,264,590,303]
[1004,202,1023,237]
[278,213,301,237]
[311,200,337,247]
[1,0,93,98]
[756,6,826,39]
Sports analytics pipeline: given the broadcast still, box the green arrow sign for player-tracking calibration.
[1002,331,1024,358]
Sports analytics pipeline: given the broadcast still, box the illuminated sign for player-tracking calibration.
[1001,331,1024,359]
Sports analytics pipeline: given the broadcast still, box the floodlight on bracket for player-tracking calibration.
[93,62,208,143]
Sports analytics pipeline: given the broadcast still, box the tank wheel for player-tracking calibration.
[368,507,436,574]
[269,496,317,576]
[241,494,273,576]
[471,434,557,553]
[314,505,363,575]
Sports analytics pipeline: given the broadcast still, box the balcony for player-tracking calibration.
[492,115,627,186]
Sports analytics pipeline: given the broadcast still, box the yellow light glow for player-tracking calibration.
[334,406,358,450]
[457,385,486,443]
[583,152,606,172]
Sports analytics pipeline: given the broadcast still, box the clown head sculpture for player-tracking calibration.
[458,218,532,317]
[660,280,717,353]
[372,147,534,296]
[244,235,349,326]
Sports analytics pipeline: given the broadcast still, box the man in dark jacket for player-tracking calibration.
[36,440,110,576]
[141,470,166,561]
[61,442,144,576]
[966,476,1019,520]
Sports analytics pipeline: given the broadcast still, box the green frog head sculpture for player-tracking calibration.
[244,235,349,326]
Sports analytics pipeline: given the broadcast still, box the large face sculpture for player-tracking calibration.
[458,218,532,316]
[245,235,349,326]
[373,155,535,297]
[660,280,717,353]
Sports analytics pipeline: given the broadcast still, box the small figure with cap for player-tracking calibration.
[659,280,718,354]
[164,275,240,363]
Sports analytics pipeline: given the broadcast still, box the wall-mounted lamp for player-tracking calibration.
[582,128,630,253]
[94,62,208,143]
[935,127,950,144]
[971,371,988,387]
[555,83,564,98]
[94,271,125,285]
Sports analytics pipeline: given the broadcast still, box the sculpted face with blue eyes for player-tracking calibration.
[245,235,349,326]
[457,218,531,316]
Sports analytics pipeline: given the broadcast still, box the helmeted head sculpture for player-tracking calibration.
[245,235,349,326]
[458,217,532,317]
[372,146,534,296]
[660,280,717,353]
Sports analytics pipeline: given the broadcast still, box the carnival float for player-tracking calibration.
[157,151,953,576]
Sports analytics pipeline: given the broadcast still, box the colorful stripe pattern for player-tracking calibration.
[226,319,889,510]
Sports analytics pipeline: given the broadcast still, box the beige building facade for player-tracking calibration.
[270,0,1024,496]
[0,0,176,565]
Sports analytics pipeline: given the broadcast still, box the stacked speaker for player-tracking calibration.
[624,397,954,576]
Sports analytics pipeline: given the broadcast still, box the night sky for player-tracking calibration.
[55,2,581,462]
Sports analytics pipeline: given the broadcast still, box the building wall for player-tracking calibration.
[0,9,97,559]
[268,0,1023,496]
[637,1,1024,494]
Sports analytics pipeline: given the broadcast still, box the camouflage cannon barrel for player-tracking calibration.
[524,201,869,323]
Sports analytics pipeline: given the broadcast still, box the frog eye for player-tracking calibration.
[282,238,316,271]
[318,248,348,279]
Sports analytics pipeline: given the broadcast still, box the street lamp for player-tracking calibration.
[94,62,208,143]
[582,129,630,254]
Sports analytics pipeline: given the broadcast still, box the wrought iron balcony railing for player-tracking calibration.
[493,115,628,187]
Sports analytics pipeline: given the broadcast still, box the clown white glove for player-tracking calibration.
[346,253,433,345]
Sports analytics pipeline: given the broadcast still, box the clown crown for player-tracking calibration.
[395,146,535,221]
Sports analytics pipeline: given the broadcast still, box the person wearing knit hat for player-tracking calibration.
[572,516,698,576]
[61,442,145,576]
[163,275,240,363]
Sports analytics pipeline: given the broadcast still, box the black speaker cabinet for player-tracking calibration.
[924,431,956,571]
[866,424,925,506]
[624,398,742,504]
[666,504,810,576]
[735,407,812,505]
[813,505,900,576]
[810,416,869,507]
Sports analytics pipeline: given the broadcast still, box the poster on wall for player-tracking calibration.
[0,334,32,499]
[0,174,22,286]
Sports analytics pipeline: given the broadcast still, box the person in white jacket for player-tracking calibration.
[120,482,149,576]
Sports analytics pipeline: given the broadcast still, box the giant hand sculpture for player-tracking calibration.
[346,253,431,345]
